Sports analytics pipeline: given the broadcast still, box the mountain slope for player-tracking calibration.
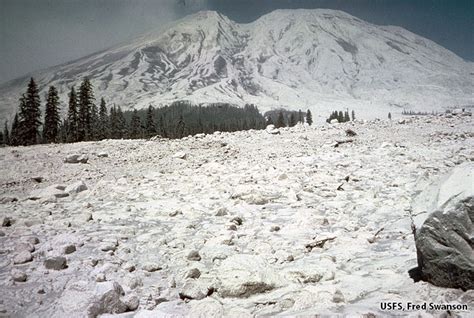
[0,9,473,120]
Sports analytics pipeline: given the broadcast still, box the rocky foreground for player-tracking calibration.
[0,114,473,317]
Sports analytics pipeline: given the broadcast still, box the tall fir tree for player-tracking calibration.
[115,106,127,139]
[351,110,355,121]
[265,116,274,126]
[3,121,10,145]
[130,109,142,139]
[176,115,186,138]
[10,113,20,146]
[298,109,303,123]
[159,115,167,138]
[306,109,313,126]
[388,112,392,120]
[98,98,109,139]
[43,86,61,143]
[109,105,118,138]
[145,105,157,137]
[67,86,79,142]
[344,110,350,122]
[78,78,94,141]
[90,103,99,140]
[289,113,297,127]
[19,78,42,145]
[276,111,286,128]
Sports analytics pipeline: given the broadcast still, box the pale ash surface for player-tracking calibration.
[0,114,473,316]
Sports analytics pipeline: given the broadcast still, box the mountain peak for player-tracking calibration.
[0,9,472,120]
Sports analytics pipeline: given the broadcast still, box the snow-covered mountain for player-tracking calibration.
[0,9,473,120]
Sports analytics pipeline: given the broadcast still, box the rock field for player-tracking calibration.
[0,114,473,317]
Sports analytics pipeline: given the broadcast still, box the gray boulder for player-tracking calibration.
[414,196,474,290]
[65,154,88,164]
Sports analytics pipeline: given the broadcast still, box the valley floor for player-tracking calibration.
[0,114,473,317]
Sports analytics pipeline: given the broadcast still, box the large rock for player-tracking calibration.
[65,154,88,164]
[28,185,69,200]
[214,254,282,298]
[53,281,128,318]
[415,197,474,290]
[411,163,474,290]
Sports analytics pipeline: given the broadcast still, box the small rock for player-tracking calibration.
[97,152,109,158]
[82,213,93,222]
[2,216,13,227]
[123,263,136,272]
[13,251,33,264]
[230,217,243,226]
[63,244,76,255]
[333,290,345,303]
[187,251,201,261]
[44,256,67,270]
[32,176,44,183]
[265,125,280,135]
[12,270,27,282]
[345,129,357,137]
[0,230,5,237]
[123,293,139,311]
[65,181,88,194]
[215,207,228,216]
[124,275,143,290]
[96,273,106,282]
[278,174,288,180]
[169,210,182,217]
[179,281,210,300]
[142,263,162,272]
[100,241,117,252]
[173,152,187,159]
[17,242,35,253]
[0,196,18,204]
[227,224,237,231]
[26,237,40,245]
[185,268,201,279]
[270,225,281,232]
[286,255,294,262]
[65,154,88,164]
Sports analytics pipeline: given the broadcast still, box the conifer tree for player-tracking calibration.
[306,109,313,126]
[90,104,99,140]
[145,105,156,137]
[276,111,286,128]
[109,106,117,138]
[338,111,344,123]
[10,113,20,146]
[344,110,350,122]
[265,116,274,126]
[159,115,167,138]
[298,109,303,123]
[176,115,186,138]
[351,110,355,121]
[19,78,42,145]
[98,98,109,139]
[130,109,142,139]
[78,78,94,141]
[115,106,127,139]
[3,121,10,145]
[289,113,297,127]
[388,112,392,120]
[67,87,79,142]
[43,86,61,143]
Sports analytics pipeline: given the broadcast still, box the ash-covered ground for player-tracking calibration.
[0,114,473,317]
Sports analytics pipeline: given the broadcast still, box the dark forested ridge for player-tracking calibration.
[0,77,314,147]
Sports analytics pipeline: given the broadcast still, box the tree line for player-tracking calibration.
[1,77,314,147]
[326,110,355,123]
[264,109,313,127]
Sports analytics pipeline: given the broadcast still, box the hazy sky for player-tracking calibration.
[0,0,472,84]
